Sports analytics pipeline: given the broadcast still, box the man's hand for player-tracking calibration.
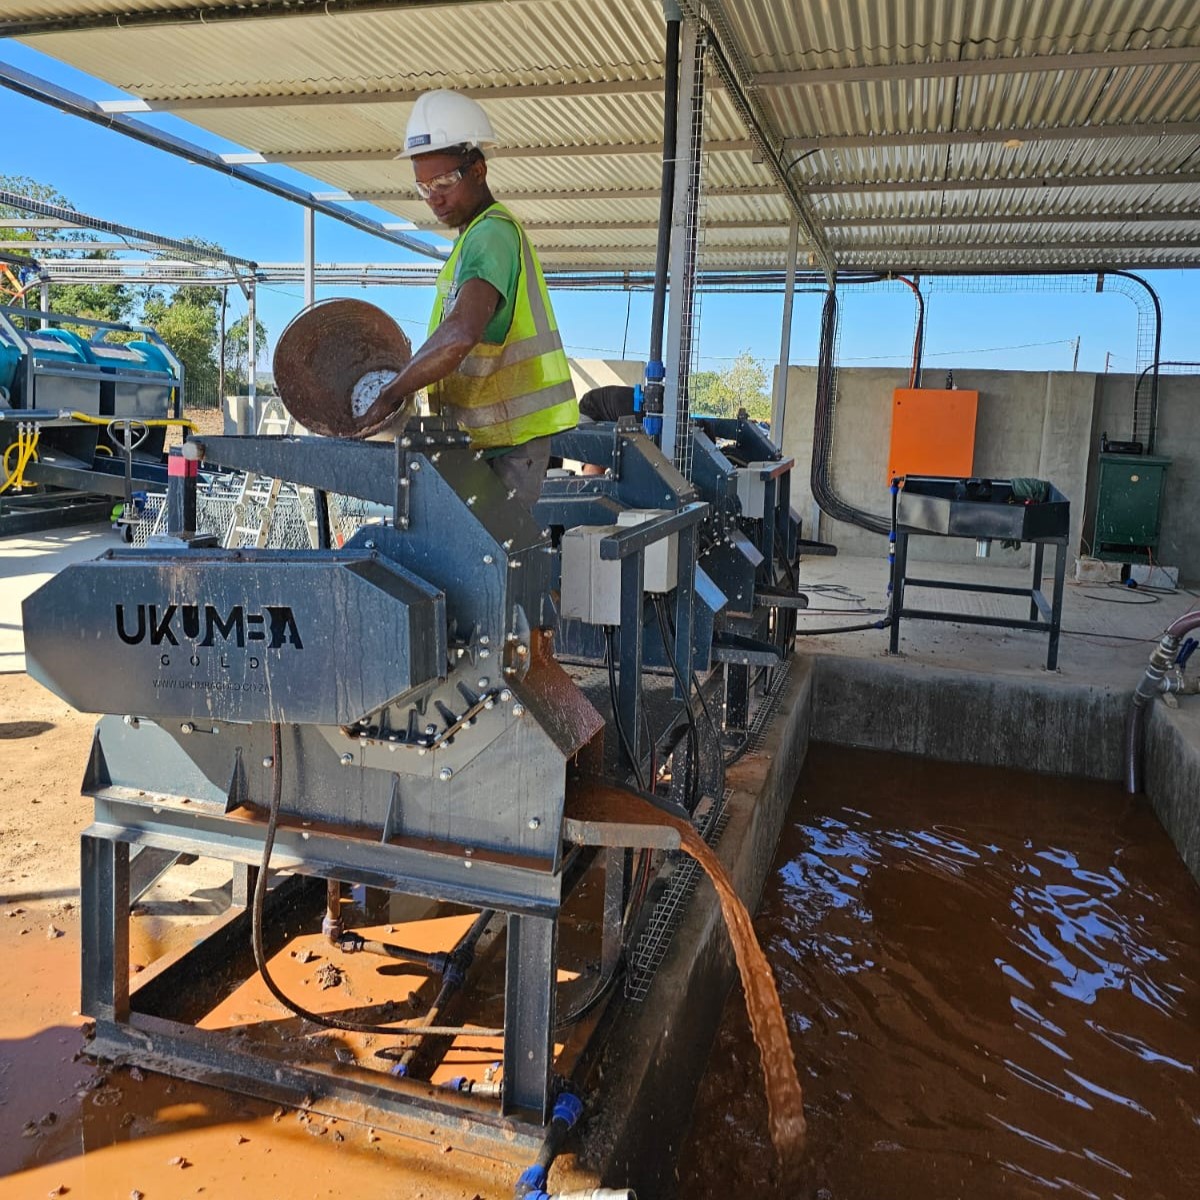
[361,277,501,429]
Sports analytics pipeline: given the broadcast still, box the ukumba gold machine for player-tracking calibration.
[23,299,811,1197]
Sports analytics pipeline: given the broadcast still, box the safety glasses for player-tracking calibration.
[414,165,469,200]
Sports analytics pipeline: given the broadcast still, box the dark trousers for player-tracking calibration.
[488,434,553,512]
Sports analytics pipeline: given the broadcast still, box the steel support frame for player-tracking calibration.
[661,18,705,473]
[770,217,800,436]
[79,793,567,1127]
[888,530,1068,670]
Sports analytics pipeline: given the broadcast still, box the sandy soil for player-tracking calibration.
[0,673,515,1200]
[0,407,514,1199]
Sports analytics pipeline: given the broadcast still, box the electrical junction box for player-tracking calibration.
[1092,452,1171,562]
[560,524,622,625]
[735,463,772,519]
[616,509,679,594]
[887,388,978,483]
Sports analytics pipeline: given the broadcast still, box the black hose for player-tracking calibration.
[1125,607,1200,793]
[251,725,501,1037]
[1124,702,1145,795]
[810,289,892,536]
[794,617,891,636]
[605,626,648,790]
[653,597,700,811]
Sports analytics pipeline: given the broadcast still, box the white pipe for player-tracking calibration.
[770,215,799,440]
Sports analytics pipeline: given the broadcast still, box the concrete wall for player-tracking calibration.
[777,365,1200,580]
[569,357,642,397]
[1085,373,1200,580]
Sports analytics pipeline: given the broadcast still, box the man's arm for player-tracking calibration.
[364,277,500,424]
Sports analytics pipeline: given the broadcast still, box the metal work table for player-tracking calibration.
[888,476,1070,671]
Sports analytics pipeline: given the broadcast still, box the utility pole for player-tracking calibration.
[1104,350,1113,373]
[1071,336,1080,371]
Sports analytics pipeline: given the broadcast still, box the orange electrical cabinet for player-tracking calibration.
[886,387,978,483]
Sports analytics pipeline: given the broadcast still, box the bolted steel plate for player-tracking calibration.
[23,549,445,725]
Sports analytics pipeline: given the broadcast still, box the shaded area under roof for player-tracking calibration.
[3,0,1199,273]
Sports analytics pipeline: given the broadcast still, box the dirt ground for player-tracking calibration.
[0,407,539,1198]
[0,672,521,1200]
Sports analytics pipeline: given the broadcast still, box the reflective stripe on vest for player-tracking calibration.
[428,202,577,450]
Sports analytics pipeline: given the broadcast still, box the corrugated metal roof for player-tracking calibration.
[4,0,1200,272]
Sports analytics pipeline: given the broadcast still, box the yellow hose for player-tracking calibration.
[67,411,198,434]
[0,427,39,494]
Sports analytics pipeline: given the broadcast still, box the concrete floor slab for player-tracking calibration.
[0,523,119,674]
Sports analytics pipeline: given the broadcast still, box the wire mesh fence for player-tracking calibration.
[132,483,384,550]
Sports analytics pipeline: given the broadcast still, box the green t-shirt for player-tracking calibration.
[452,212,521,345]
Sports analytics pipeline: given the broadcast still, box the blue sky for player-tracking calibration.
[2,40,1198,382]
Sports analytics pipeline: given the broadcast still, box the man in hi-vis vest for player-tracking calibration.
[363,90,578,510]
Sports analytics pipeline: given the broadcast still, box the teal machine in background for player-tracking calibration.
[1091,448,1171,564]
[0,304,183,536]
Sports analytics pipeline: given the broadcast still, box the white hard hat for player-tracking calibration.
[398,89,497,158]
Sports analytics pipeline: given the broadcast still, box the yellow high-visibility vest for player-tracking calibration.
[427,202,577,450]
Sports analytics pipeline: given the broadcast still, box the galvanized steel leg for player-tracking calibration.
[503,913,557,1121]
[890,529,910,654]
[601,848,626,980]
[673,523,697,699]
[1031,541,1046,621]
[1047,540,1067,671]
[726,663,750,731]
[81,834,130,1023]
[618,552,646,773]
[231,863,258,909]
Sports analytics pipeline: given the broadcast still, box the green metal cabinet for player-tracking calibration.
[1092,452,1170,562]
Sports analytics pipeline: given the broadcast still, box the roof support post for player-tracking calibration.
[642,1,682,437]
[38,280,49,328]
[247,277,258,432]
[771,216,799,440]
[303,208,316,308]
[662,19,705,475]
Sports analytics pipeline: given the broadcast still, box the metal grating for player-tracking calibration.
[625,786,732,1003]
[745,657,793,752]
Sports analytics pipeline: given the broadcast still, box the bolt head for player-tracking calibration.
[262,756,274,769]
[180,721,194,735]
[479,647,491,659]
[499,689,512,702]
[527,817,541,830]
[512,703,526,718]
[438,767,453,782]
[411,461,421,471]
[516,644,529,657]
[483,554,494,564]
[425,724,438,735]
[339,752,354,766]
[365,540,376,550]
[479,634,490,646]
[123,714,140,728]
[477,678,489,688]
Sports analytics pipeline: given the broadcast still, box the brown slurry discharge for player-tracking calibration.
[679,745,1200,1199]
[567,782,806,1179]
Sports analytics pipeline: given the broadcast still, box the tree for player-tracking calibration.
[142,289,221,403]
[689,350,771,423]
[224,314,268,390]
[0,174,135,325]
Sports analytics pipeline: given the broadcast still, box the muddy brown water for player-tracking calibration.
[678,744,1200,1199]
[568,783,806,1181]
